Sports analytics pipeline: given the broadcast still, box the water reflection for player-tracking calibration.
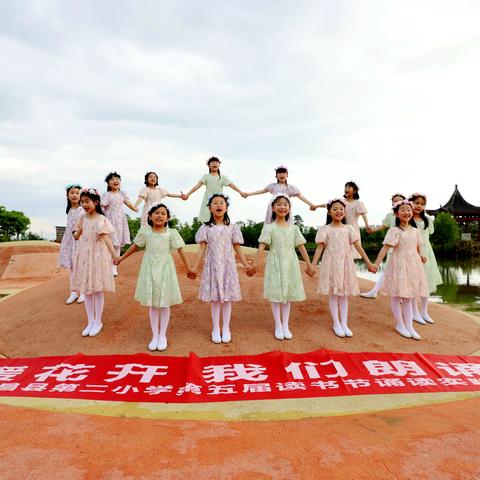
[355,258,480,304]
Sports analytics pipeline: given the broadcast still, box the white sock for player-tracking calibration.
[271,302,284,339]
[221,301,232,342]
[329,295,345,337]
[158,307,170,350]
[420,297,434,323]
[339,295,352,337]
[402,298,420,340]
[211,301,221,343]
[412,298,426,324]
[148,307,160,350]
[82,294,95,336]
[281,302,292,339]
[391,297,410,338]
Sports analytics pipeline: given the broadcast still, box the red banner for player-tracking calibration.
[0,350,479,403]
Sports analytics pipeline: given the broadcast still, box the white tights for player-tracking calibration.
[412,297,434,323]
[328,295,351,337]
[211,301,232,342]
[148,306,170,349]
[391,297,421,339]
[270,302,292,339]
[83,292,104,336]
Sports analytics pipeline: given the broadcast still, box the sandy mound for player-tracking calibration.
[0,245,479,358]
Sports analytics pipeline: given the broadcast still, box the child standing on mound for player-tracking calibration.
[101,172,138,276]
[182,157,246,222]
[133,171,184,226]
[311,199,376,338]
[410,192,442,324]
[73,189,116,337]
[253,194,315,340]
[361,193,406,299]
[373,199,429,340]
[115,203,193,351]
[244,165,316,224]
[191,193,254,344]
[58,184,85,305]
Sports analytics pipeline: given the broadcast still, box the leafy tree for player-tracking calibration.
[238,219,264,247]
[0,206,31,241]
[431,212,460,253]
[293,215,304,229]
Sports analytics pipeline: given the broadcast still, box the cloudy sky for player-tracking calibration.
[1,0,479,239]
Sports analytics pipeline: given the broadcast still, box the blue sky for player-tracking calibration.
[1,0,479,238]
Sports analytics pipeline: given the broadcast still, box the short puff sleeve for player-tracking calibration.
[138,187,148,198]
[221,174,232,186]
[355,201,368,215]
[169,228,185,250]
[426,215,434,235]
[265,183,276,194]
[97,216,114,236]
[199,174,209,185]
[315,226,328,245]
[231,224,244,245]
[258,224,272,245]
[294,225,306,247]
[195,224,208,244]
[287,184,301,197]
[347,224,360,244]
[100,192,109,208]
[383,227,400,247]
[133,226,148,248]
[121,190,130,202]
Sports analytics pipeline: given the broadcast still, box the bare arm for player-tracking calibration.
[367,224,387,234]
[100,234,117,259]
[311,203,327,210]
[73,217,83,240]
[353,241,377,271]
[176,247,194,272]
[252,242,267,273]
[361,213,370,229]
[115,243,138,264]
[311,243,325,267]
[191,243,207,272]
[184,181,204,199]
[297,244,315,276]
[374,245,392,268]
[166,192,183,199]
[245,188,268,197]
[417,244,427,263]
[133,196,145,209]
[233,244,255,275]
[124,199,138,212]
[297,194,315,209]
[228,183,246,197]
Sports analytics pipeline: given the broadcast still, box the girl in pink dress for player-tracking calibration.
[312,199,376,338]
[190,193,255,344]
[244,165,316,224]
[344,181,370,259]
[373,199,429,340]
[72,189,116,337]
[58,184,85,305]
[101,172,138,276]
[133,171,184,226]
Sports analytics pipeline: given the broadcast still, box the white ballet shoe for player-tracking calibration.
[211,330,221,344]
[274,328,285,340]
[66,292,78,305]
[422,313,434,324]
[77,294,85,304]
[407,327,421,340]
[395,325,412,339]
[413,315,426,325]
[221,330,232,343]
[157,337,168,351]
[81,324,92,337]
[283,327,293,340]
[333,324,345,338]
[89,322,103,337]
[113,265,118,277]
[342,326,353,337]
[360,292,377,299]
[148,337,158,351]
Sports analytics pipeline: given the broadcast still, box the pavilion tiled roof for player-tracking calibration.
[428,185,480,215]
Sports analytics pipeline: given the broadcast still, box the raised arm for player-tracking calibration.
[297,194,315,210]
[367,224,387,234]
[166,192,183,199]
[183,181,203,199]
[123,199,138,212]
[228,183,246,197]
[133,195,145,210]
[244,188,268,197]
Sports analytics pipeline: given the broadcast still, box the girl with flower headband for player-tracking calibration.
[72,188,117,337]
[101,172,138,276]
[409,192,442,324]
[115,203,194,351]
[58,183,86,305]
[361,193,406,299]
[373,199,429,340]
[182,157,247,223]
[190,193,255,344]
[133,171,185,226]
[253,194,315,340]
[312,199,377,338]
[244,165,316,224]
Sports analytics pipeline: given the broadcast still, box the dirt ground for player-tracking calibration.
[0,241,479,479]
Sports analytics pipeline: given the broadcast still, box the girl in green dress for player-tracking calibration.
[115,203,194,351]
[253,194,315,340]
[182,157,247,222]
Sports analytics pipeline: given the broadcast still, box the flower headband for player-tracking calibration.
[65,183,82,191]
[391,193,406,201]
[392,199,413,209]
[409,192,427,200]
[104,171,121,182]
[206,157,221,165]
[207,192,230,204]
[81,188,100,196]
[275,165,288,172]
[327,198,347,207]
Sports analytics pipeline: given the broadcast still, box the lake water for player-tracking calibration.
[356,259,480,305]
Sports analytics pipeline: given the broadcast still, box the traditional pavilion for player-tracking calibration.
[428,185,480,240]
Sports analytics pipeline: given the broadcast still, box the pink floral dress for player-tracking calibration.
[58,207,84,269]
[264,183,301,224]
[101,191,131,247]
[72,215,115,295]
[378,226,429,298]
[315,224,360,296]
[345,199,367,259]
[195,224,244,302]
[138,186,168,226]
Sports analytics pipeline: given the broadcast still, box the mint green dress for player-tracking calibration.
[198,173,232,222]
[258,222,307,302]
[133,226,185,307]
